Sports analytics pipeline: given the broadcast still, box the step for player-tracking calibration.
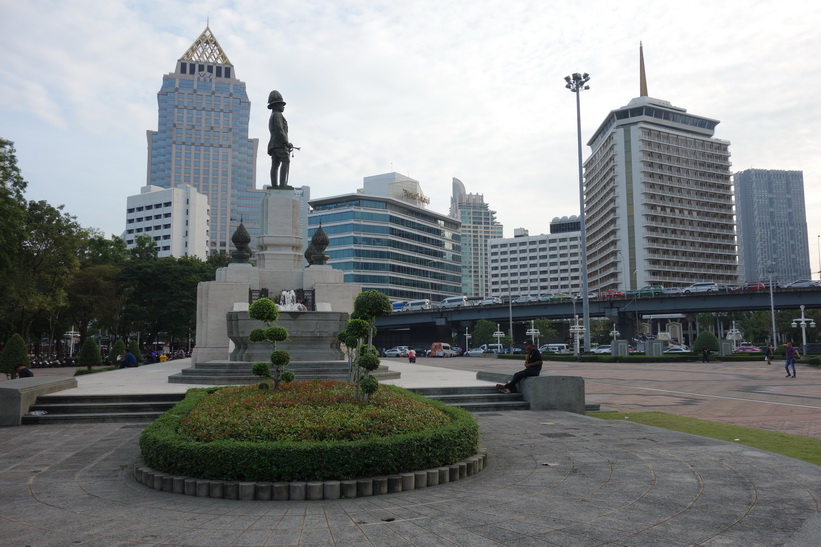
[27,401,178,415]
[22,412,165,425]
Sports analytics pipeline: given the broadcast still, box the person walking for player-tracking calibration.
[784,342,800,378]
[765,344,773,365]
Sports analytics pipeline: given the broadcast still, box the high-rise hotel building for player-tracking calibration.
[584,46,739,290]
[145,26,262,255]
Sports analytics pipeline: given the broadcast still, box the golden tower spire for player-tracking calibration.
[639,41,648,97]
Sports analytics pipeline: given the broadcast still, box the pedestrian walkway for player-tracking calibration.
[1,359,819,545]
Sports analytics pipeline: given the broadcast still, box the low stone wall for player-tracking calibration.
[133,452,487,501]
[476,372,585,414]
[0,377,77,426]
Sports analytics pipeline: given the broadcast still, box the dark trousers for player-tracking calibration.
[505,367,541,393]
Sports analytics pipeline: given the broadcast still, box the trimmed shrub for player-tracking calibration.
[0,333,29,378]
[77,338,102,370]
[249,297,278,323]
[108,339,126,364]
[139,384,479,482]
[127,340,142,363]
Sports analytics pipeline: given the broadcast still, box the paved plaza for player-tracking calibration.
[1,358,819,546]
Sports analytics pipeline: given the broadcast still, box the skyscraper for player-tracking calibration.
[734,169,810,284]
[146,26,262,255]
[450,178,503,298]
[584,45,738,291]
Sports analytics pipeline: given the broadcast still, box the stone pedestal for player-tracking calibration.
[256,188,303,271]
[192,281,251,364]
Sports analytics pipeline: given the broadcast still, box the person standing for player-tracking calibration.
[702,346,710,363]
[784,342,800,378]
[408,348,416,363]
[765,344,773,365]
[498,340,543,394]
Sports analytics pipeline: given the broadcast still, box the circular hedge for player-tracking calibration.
[139,383,479,482]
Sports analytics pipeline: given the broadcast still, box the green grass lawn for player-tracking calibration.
[590,411,821,466]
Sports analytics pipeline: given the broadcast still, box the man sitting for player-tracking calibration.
[497,339,543,394]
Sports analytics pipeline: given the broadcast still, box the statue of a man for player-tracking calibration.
[267,90,294,187]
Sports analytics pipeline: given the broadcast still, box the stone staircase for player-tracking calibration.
[168,360,400,385]
[21,393,185,425]
[409,386,531,412]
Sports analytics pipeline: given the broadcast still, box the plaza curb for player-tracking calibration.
[132,452,487,501]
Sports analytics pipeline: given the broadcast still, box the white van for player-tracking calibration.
[391,301,408,313]
[440,296,468,308]
[540,343,570,354]
[407,299,432,311]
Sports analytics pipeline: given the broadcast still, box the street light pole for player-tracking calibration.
[791,304,816,356]
[565,72,591,353]
[768,263,777,346]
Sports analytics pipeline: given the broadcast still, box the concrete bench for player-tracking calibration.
[476,372,585,414]
[0,377,77,426]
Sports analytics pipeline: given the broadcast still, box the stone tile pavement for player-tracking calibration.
[1,357,820,545]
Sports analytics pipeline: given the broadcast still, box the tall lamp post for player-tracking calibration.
[768,263,777,346]
[565,72,591,352]
[791,305,815,356]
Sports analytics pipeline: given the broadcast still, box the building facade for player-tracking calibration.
[123,184,209,259]
[488,221,582,298]
[584,53,738,291]
[450,177,503,298]
[734,169,810,284]
[146,26,262,255]
[308,173,462,302]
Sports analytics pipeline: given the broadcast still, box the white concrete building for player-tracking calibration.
[488,221,582,298]
[123,184,210,259]
[584,47,738,291]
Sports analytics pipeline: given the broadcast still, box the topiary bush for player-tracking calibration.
[77,338,102,370]
[139,384,479,482]
[108,339,126,364]
[128,340,142,364]
[248,297,292,390]
[0,333,29,379]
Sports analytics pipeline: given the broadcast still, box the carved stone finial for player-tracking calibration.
[303,242,316,266]
[310,223,330,266]
[230,222,252,263]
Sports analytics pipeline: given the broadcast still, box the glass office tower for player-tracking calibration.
[146,26,262,255]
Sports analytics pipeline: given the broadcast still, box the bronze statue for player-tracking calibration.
[267,90,297,187]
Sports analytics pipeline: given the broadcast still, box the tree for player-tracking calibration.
[127,340,142,364]
[0,333,29,379]
[66,264,121,347]
[352,290,392,352]
[248,297,293,390]
[692,331,720,353]
[0,139,27,275]
[472,319,498,346]
[77,338,102,370]
[533,318,557,343]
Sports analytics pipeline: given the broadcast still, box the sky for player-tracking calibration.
[2,0,821,275]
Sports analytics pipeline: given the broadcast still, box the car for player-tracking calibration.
[464,347,489,357]
[599,290,625,298]
[549,293,572,301]
[663,346,691,353]
[637,285,664,296]
[683,282,718,293]
[733,346,763,353]
[479,296,502,305]
[574,292,598,299]
[663,287,683,295]
[784,279,820,288]
[384,346,409,358]
[743,281,766,290]
[537,293,555,301]
[591,345,612,354]
[514,295,538,303]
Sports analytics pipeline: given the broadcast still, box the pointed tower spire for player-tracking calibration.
[180,26,231,65]
[639,41,648,97]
